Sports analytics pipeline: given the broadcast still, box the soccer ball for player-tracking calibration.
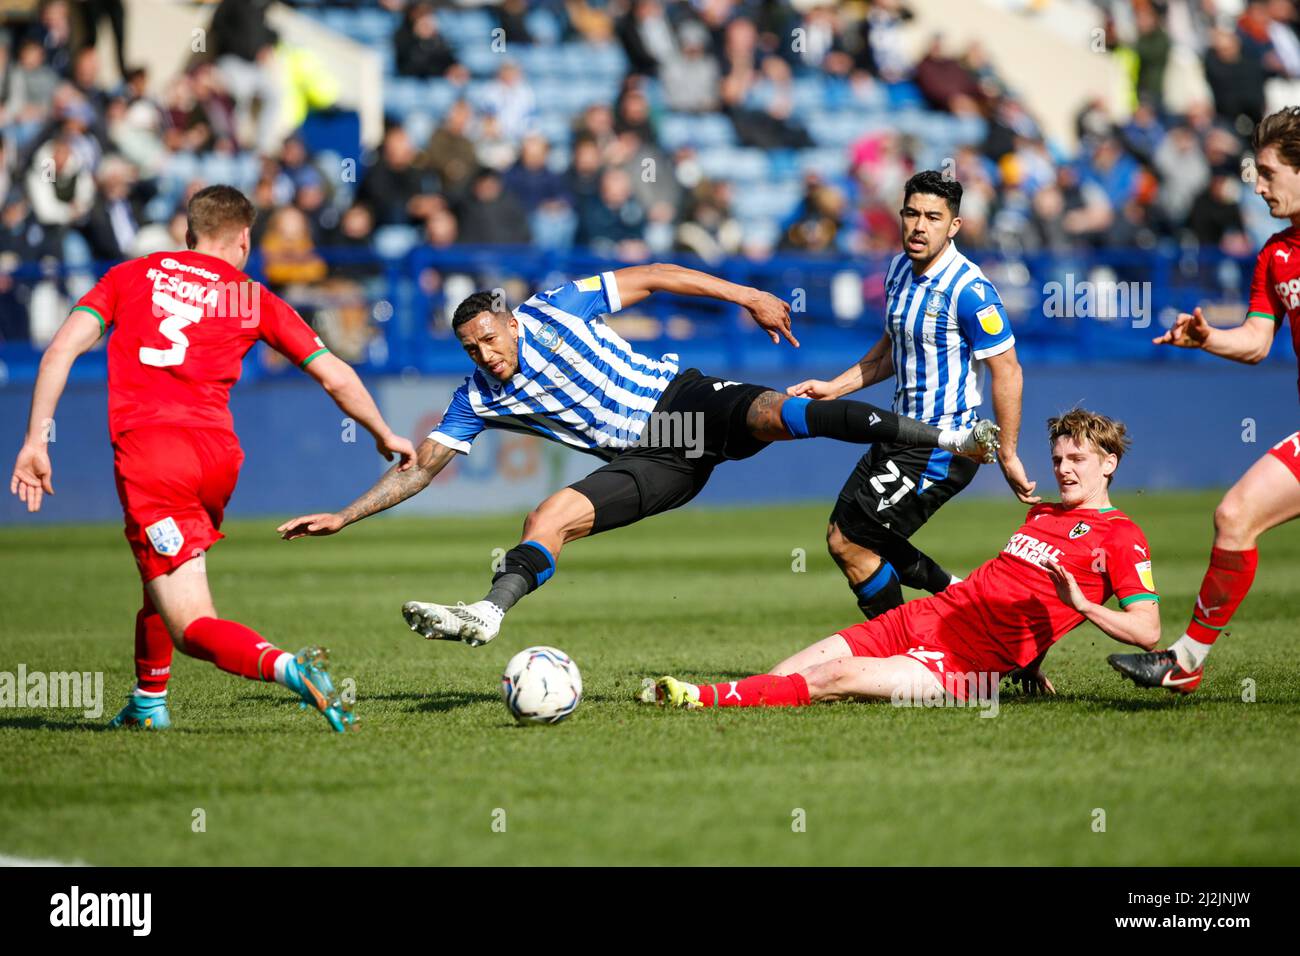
[500,646,583,725]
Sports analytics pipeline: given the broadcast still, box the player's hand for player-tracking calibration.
[1044,557,1090,613]
[277,513,345,540]
[377,432,417,471]
[999,454,1041,504]
[1006,664,1056,696]
[1152,306,1210,349]
[786,379,837,399]
[744,290,799,348]
[10,443,54,513]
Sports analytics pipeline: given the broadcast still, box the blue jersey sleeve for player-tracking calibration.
[955,277,1015,360]
[529,271,623,322]
[428,381,485,454]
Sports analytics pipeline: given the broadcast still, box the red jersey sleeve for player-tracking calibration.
[1102,518,1159,608]
[72,263,125,333]
[1248,239,1286,323]
[257,286,329,368]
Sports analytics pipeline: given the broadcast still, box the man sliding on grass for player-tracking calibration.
[638,409,1161,709]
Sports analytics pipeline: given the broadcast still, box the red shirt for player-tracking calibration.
[895,503,1157,673]
[1247,226,1300,402]
[73,251,328,441]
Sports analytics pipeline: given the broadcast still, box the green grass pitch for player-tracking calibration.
[1,492,1297,866]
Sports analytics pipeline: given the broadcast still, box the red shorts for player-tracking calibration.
[113,427,243,582]
[1268,430,1300,482]
[838,605,982,700]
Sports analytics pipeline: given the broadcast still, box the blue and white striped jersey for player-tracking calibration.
[883,241,1014,429]
[429,272,680,458]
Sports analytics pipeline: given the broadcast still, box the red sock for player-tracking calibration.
[1185,547,1259,644]
[696,674,811,707]
[134,593,173,694]
[181,617,281,681]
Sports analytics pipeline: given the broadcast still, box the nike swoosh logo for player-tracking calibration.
[1162,671,1199,687]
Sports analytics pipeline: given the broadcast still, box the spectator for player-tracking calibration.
[1152,123,1210,224]
[210,0,284,156]
[456,169,531,245]
[618,0,678,77]
[6,39,59,144]
[79,0,130,80]
[481,62,537,143]
[566,134,604,206]
[779,176,845,255]
[416,99,478,201]
[502,133,570,213]
[326,202,383,282]
[676,179,742,263]
[25,134,94,229]
[662,20,720,113]
[70,48,109,114]
[82,154,142,262]
[577,167,647,256]
[394,2,467,82]
[356,124,440,226]
[28,0,73,77]
[1186,170,1251,255]
[260,205,328,291]
[1203,28,1266,131]
[1132,4,1171,112]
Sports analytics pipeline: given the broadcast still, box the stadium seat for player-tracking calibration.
[373,225,420,260]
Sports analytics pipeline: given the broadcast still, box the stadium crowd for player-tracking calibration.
[0,0,1291,357]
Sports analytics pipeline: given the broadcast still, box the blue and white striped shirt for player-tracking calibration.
[883,241,1014,429]
[430,272,680,458]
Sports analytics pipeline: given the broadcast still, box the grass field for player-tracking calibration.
[1,492,1298,866]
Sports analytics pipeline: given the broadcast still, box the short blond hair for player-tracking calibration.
[1047,408,1131,483]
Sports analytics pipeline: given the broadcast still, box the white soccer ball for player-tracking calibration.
[500,646,583,725]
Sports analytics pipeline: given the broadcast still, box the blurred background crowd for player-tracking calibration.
[0,0,1293,367]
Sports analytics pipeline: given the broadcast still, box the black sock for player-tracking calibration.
[852,561,904,619]
[792,398,941,447]
[887,543,955,594]
[482,540,556,612]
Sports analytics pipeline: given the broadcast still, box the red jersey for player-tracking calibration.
[894,503,1157,673]
[73,251,328,441]
[1247,226,1300,402]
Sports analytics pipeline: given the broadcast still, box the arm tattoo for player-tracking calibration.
[339,464,434,525]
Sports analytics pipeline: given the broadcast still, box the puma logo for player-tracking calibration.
[1277,248,1292,262]
[1133,544,1148,556]
[725,681,741,701]
[1195,596,1221,617]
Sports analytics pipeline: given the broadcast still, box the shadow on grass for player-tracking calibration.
[0,714,103,731]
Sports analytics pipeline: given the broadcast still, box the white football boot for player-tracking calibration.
[401,599,502,647]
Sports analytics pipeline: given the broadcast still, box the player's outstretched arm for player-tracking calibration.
[788,332,894,399]
[1044,558,1160,650]
[984,346,1040,504]
[1153,306,1276,364]
[10,309,102,513]
[611,262,798,346]
[277,438,455,539]
[304,353,416,469]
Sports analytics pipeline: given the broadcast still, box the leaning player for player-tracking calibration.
[787,170,1038,621]
[638,409,1160,710]
[9,185,415,731]
[1109,107,1300,694]
[279,265,1000,647]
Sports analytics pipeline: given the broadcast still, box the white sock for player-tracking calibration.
[272,651,294,686]
[937,428,964,452]
[1171,634,1213,671]
[133,686,167,698]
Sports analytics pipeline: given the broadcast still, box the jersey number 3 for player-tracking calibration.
[139,290,203,367]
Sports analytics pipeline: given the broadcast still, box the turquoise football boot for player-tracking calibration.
[280,646,357,733]
[107,692,172,730]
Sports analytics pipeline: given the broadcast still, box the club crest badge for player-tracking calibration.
[924,290,945,316]
[533,324,560,350]
[145,516,184,556]
[1069,522,1091,539]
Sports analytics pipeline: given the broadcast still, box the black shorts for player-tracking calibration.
[830,441,979,553]
[569,368,772,535]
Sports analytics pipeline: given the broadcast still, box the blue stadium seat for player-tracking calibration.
[658,113,735,150]
[524,9,563,45]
